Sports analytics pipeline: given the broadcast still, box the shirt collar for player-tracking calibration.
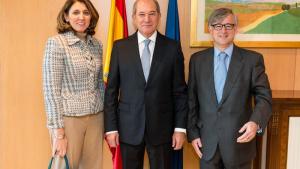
[214,43,234,57]
[137,31,157,44]
[63,31,94,46]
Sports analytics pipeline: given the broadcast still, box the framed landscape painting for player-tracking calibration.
[190,0,300,47]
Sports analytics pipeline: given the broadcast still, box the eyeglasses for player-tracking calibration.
[210,23,235,31]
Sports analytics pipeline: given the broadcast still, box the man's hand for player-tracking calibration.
[191,138,202,158]
[237,121,258,143]
[106,132,119,148]
[172,132,186,150]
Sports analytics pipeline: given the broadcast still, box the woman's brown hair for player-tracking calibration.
[56,0,99,35]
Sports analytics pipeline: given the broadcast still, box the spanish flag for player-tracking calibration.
[103,0,128,83]
[104,0,128,169]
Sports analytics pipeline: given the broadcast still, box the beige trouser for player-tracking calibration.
[51,112,104,169]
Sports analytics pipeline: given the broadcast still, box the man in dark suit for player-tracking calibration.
[187,8,272,169]
[104,0,187,169]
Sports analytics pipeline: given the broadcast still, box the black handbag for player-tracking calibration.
[48,155,70,169]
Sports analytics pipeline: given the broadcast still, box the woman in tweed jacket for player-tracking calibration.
[43,0,104,168]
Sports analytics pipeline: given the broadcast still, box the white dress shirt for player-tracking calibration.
[137,30,156,64]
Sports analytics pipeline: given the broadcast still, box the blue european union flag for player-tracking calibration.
[166,1,183,169]
[166,0,180,41]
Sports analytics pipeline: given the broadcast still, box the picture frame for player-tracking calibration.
[190,0,300,48]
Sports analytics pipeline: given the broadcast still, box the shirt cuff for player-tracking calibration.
[106,131,118,135]
[257,125,263,134]
[175,128,186,133]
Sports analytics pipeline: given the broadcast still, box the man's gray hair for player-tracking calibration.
[208,8,237,26]
[132,0,161,16]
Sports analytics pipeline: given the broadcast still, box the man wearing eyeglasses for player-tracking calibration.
[187,8,272,169]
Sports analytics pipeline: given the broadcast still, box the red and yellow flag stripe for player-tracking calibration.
[103,0,128,83]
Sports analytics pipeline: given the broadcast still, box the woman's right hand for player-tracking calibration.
[52,128,68,157]
[53,137,68,157]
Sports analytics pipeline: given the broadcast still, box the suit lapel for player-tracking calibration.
[219,45,244,105]
[206,48,219,106]
[146,32,163,85]
[130,33,146,84]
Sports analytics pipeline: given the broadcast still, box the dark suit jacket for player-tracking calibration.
[104,32,187,146]
[187,45,272,165]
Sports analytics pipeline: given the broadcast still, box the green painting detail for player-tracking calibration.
[205,0,300,34]
[246,9,300,34]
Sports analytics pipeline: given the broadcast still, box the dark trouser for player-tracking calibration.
[120,140,172,169]
[200,146,252,169]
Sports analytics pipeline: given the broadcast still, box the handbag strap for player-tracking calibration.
[48,155,70,169]
[64,155,70,169]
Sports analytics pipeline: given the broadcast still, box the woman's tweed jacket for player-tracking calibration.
[43,31,105,128]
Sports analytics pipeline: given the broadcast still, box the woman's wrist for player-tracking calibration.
[54,134,65,140]
[52,128,65,139]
